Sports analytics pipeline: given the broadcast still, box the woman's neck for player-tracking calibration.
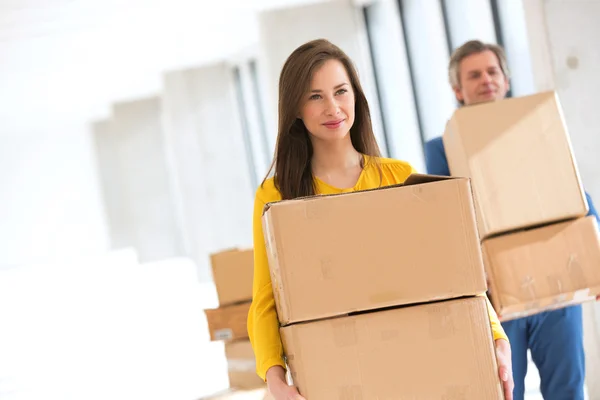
[311,137,362,177]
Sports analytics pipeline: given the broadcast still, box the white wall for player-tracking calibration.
[0,4,260,134]
[0,0,338,136]
[540,1,600,202]
[162,64,255,282]
[93,98,185,263]
[0,128,110,267]
[520,1,600,397]
[0,2,262,271]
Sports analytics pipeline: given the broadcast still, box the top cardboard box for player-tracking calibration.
[443,91,588,239]
[211,248,254,306]
[262,174,487,326]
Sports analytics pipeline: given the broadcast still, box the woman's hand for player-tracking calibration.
[495,339,514,400]
[266,366,306,400]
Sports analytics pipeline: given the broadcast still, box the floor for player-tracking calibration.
[0,249,552,399]
[524,358,543,400]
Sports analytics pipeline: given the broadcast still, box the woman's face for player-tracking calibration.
[298,59,355,143]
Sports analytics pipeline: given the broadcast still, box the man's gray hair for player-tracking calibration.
[448,40,510,88]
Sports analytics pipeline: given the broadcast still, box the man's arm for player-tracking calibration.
[585,191,600,301]
[424,137,451,177]
[585,191,599,223]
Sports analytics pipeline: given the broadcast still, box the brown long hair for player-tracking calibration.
[262,39,381,200]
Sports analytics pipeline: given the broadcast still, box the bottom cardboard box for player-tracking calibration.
[280,296,502,399]
[205,302,251,341]
[483,216,600,321]
[225,340,266,390]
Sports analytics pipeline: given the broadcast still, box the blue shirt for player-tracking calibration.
[424,136,599,222]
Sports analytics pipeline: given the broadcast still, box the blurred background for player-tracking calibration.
[1,0,599,399]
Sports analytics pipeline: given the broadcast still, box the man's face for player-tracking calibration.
[454,50,510,106]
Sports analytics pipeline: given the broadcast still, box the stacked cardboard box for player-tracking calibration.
[262,175,504,398]
[204,249,265,391]
[443,91,600,321]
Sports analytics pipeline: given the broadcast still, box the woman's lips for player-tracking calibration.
[323,119,344,129]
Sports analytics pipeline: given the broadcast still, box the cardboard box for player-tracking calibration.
[443,91,588,238]
[280,296,503,399]
[483,216,600,321]
[205,302,251,341]
[211,249,254,306]
[225,340,265,390]
[262,174,487,325]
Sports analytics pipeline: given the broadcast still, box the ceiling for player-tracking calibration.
[0,0,331,132]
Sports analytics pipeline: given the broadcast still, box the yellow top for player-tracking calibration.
[247,155,508,380]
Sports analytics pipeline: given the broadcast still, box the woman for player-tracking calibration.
[247,39,514,400]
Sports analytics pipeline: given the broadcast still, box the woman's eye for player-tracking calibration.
[309,94,321,100]
[336,89,347,95]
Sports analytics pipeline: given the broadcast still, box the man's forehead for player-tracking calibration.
[460,53,501,73]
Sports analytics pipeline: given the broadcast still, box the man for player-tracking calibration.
[424,40,600,400]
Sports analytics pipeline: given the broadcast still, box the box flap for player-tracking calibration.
[263,173,463,215]
[402,173,458,186]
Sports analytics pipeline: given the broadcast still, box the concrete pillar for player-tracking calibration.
[494,0,537,97]
[92,119,132,252]
[257,0,389,156]
[399,0,457,142]
[519,1,600,397]
[363,0,425,172]
[234,61,272,181]
[442,0,497,49]
[92,98,184,263]
[162,64,255,282]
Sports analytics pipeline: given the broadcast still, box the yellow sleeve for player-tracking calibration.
[478,293,508,342]
[247,190,286,381]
